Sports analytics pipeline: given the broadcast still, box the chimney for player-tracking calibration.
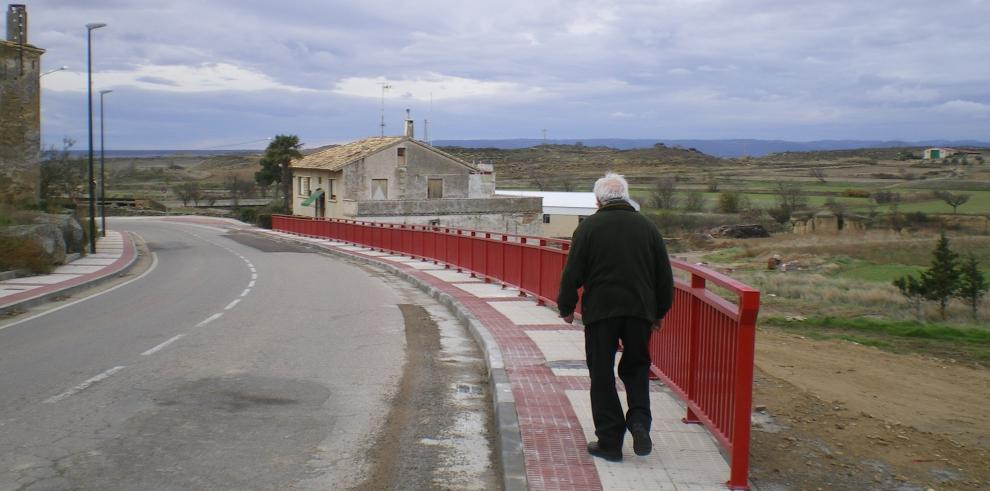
[404,108,414,139]
[6,4,27,44]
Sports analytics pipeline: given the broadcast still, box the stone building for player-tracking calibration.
[290,117,542,235]
[791,211,868,235]
[495,190,597,238]
[0,4,44,202]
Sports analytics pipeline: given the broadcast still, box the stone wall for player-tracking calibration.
[352,196,540,217]
[0,41,43,202]
[350,196,542,235]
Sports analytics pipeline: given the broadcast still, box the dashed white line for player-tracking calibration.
[141,334,185,356]
[224,299,241,310]
[43,366,126,404]
[240,288,251,297]
[251,273,258,280]
[196,313,223,327]
[248,280,256,288]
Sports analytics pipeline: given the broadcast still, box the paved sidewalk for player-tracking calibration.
[0,231,136,313]
[263,230,732,491]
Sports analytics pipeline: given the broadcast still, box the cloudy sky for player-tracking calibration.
[24,0,990,149]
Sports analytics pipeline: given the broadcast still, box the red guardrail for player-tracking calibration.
[271,214,760,490]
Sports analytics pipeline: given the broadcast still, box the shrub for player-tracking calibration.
[717,191,742,213]
[843,189,871,198]
[0,236,55,274]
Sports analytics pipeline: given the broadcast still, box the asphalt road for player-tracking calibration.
[0,218,495,490]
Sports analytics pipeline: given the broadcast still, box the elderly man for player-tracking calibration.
[557,172,674,462]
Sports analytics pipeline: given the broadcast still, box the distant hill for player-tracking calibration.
[433,138,990,158]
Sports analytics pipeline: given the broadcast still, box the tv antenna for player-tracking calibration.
[379,81,392,137]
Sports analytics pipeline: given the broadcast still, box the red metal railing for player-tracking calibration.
[271,214,760,490]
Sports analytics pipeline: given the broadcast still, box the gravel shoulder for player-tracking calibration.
[750,327,990,491]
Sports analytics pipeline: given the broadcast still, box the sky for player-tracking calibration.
[21,0,990,150]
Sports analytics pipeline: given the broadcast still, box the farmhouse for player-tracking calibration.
[494,190,597,238]
[1,4,44,201]
[290,118,542,234]
[923,147,982,160]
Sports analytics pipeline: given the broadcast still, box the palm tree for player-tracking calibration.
[256,135,303,211]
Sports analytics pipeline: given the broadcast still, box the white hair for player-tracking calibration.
[593,172,631,204]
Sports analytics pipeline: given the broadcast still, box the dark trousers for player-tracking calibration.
[585,316,653,448]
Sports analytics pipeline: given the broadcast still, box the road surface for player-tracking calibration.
[0,218,496,490]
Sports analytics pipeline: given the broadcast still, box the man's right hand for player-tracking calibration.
[561,313,574,324]
[651,320,663,331]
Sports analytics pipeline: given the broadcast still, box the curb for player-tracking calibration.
[256,231,529,491]
[0,232,141,316]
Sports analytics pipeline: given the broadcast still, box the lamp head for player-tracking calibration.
[86,23,107,30]
[100,89,113,95]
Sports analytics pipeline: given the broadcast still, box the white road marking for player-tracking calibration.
[196,313,223,327]
[43,366,126,404]
[248,280,256,288]
[240,288,250,297]
[251,273,258,280]
[224,299,241,310]
[0,248,158,332]
[141,334,185,356]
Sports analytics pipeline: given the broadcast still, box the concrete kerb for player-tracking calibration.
[0,232,141,316]
[256,231,529,491]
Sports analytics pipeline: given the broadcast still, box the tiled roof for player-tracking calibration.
[291,136,404,170]
[291,136,479,172]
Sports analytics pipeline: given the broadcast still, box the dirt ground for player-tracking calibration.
[749,327,990,491]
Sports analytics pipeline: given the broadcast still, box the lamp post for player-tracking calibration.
[99,89,112,237]
[86,22,106,253]
[40,65,68,77]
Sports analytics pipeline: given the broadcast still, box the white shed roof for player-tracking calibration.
[496,190,598,215]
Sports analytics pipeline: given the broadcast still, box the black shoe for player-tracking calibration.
[629,424,652,456]
[587,441,622,462]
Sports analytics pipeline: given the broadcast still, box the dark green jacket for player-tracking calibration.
[556,201,674,325]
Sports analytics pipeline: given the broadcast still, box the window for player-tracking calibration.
[371,179,388,200]
[298,177,311,196]
[328,179,336,200]
[397,147,407,165]
[428,178,443,199]
[318,176,322,185]
[542,214,551,224]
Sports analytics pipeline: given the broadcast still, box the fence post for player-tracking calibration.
[728,290,759,490]
[684,272,705,424]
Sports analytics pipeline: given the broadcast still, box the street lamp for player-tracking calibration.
[99,89,112,237]
[40,65,68,77]
[86,22,106,253]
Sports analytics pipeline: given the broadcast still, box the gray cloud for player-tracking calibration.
[25,0,990,148]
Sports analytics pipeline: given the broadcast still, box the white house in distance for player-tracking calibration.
[290,117,542,235]
[495,190,598,238]
[923,147,983,160]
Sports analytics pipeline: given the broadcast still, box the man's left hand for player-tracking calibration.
[561,313,574,324]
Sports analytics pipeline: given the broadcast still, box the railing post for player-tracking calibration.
[518,237,527,297]
[684,272,705,424]
[728,290,759,490]
[536,239,546,305]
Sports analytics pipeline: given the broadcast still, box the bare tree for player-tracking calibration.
[810,167,827,183]
[174,182,201,207]
[39,138,85,202]
[650,177,678,209]
[933,191,970,214]
[225,175,255,208]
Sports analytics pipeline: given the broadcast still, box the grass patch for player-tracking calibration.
[763,316,990,344]
[830,263,924,283]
